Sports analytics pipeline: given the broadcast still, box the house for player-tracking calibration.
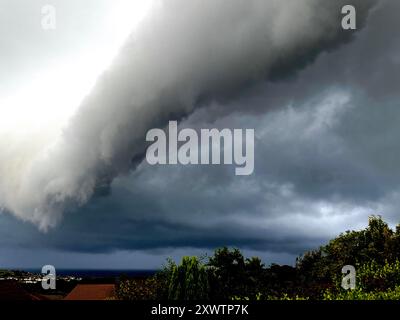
[64,284,115,300]
[0,281,42,300]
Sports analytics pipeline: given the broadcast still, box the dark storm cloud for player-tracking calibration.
[0,0,377,230]
[2,0,400,266]
[62,0,400,255]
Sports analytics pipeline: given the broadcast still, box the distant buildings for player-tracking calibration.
[0,274,81,283]
[0,271,116,300]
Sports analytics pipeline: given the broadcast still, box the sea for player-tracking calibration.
[23,269,158,279]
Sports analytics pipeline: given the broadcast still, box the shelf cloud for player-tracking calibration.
[0,0,376,231]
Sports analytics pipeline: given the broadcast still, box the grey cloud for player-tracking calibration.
[3,0,400,268]
[54,0,400,255]
[0,0,377,230]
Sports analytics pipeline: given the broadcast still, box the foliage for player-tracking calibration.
[323,286,400,300]
[296,215,400,297]
[164,256,209,300]
[153,258,176,300]
[324,260,400,300]
[207,247,248,299]
[116,277,158,300]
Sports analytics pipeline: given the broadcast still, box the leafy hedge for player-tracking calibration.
[324,260,400,300]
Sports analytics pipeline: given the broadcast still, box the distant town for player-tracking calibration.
[0,269,81,284]
[0,269,152,300]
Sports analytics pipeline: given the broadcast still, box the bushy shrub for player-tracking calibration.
[324,286,400,300]
[324,260,400,300]
[155,256,209,300]
[116,277,158,300]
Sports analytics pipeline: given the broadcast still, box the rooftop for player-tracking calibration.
[64,284,115,300]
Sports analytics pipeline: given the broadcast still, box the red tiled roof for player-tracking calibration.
[64,284,115,300]
[0,281,42,301]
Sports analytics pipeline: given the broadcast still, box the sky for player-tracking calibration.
[0,0,399,269]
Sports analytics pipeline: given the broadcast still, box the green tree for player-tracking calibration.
[296,215,398,298]
[207,247,247,299]
[167,256,209,300]
[324,260,400,300]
